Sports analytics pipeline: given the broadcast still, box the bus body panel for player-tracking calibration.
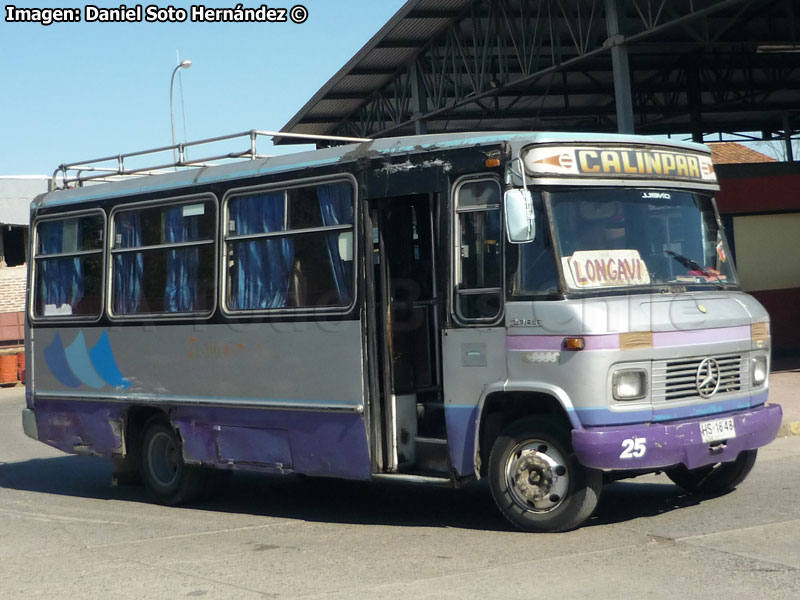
[29,321,371,479]
[31,322,364,402]
[453,292,773,477]
[496,292,772,473]
[441,328,507,476]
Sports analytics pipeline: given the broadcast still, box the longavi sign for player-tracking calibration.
[562,250,651,290]
[524,145,716,184]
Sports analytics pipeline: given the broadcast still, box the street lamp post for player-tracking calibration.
[170,59,192,165]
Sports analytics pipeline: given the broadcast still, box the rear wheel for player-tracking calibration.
[140,416,206,505]
[666,449,757,494]
[488,417,602,533]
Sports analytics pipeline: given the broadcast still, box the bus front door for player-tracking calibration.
[368,195,448,476]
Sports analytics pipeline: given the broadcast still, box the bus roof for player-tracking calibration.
[35,131,711,211]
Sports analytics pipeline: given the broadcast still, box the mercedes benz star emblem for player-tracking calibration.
[696,358,721,398]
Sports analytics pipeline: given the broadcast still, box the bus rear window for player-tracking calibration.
[33,213,104,318]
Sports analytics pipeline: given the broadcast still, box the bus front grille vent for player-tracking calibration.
[652,354,744,401]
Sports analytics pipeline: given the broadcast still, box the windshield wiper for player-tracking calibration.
[664,250,726,287]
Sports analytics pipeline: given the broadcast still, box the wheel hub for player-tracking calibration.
[149,430,180,487]
[506,441,570,513]
[513,453,553,503]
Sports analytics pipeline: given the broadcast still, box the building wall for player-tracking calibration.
[716,163,800,355]
[0,266,26,347]
[0,177,41,348]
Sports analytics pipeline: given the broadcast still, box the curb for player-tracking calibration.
[778,421,800,437]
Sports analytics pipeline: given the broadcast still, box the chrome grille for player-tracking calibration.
[652,354,745,402]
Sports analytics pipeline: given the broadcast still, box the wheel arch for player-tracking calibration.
[474,382,579,478]
[123,405,171,459]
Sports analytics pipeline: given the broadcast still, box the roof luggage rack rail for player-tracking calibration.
[51,129,372,190]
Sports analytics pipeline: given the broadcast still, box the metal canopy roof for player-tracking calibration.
[279,0,800,145]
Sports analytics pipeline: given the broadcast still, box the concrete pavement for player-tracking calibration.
[2,385,800,599]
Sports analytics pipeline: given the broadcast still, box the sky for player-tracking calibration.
[0,0,407,176]
[1,0,792,180]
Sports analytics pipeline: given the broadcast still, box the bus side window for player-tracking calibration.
[110,198,217,316]
[226,181,355,312]
[454,179,503,322]
[33,213,104,319]
[507,191,559,297]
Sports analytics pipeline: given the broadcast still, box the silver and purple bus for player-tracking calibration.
[22,131,782,532]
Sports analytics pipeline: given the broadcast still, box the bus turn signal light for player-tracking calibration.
[563,337,585,350]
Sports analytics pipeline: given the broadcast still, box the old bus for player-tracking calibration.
[22,131,782,532]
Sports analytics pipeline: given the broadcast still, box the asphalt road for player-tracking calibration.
[1,386,799,599]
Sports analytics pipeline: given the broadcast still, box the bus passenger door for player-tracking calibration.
[368,195,448,475]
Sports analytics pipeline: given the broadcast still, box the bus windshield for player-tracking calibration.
[547,188,738,292]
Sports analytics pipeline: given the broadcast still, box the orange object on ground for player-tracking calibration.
[0,353,17,384]
[17,352,26,381]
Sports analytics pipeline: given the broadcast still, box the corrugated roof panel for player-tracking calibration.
[357,47,420,68]
[292,124,338,136]
[0,177,47,225]
[388,18,450,40]
[415,0,471,9]
[307,98,367,116]
[330,74,394,94]
[287,123,336,135]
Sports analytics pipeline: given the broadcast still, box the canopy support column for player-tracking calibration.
[605,0,635,134]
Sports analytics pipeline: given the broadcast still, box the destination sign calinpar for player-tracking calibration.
[523,145,717,184]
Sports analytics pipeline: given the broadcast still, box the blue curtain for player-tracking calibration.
[230,192,294,309]
[317,184,353,304]
[114,213,143,313]
[164,207,200,312]
[39,220,84,312]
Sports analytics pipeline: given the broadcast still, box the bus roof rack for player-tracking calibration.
[51,130,372,190]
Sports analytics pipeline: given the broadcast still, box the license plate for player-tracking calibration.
[699,417,736,443]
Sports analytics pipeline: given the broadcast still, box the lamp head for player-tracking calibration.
[179,59,192,69]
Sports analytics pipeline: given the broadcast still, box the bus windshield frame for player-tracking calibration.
[539,186,739,296]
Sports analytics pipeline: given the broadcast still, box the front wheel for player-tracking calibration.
[140,415,206,506]
[665,449,757,494]
[488,417,602,533]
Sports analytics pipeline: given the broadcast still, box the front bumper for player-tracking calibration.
[572,403,782,471]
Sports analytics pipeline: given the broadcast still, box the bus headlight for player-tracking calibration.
[752,356,768,386]
[612,369,648,400]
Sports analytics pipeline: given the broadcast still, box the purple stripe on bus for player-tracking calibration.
[505,334,619,351]
[35,399,127,457]
[32,399,372,481]
[445,404,479,477]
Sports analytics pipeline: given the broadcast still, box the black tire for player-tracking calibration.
[140,415,206,506]
[666,449,757,494]
[488,416,602,533]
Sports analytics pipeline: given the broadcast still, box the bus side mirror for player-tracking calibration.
[504,188,535,243]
